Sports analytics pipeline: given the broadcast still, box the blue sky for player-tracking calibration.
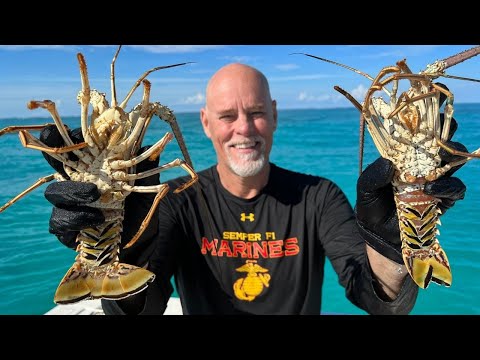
[0,45,479,119]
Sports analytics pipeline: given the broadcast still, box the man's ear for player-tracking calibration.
[200,108,212,138]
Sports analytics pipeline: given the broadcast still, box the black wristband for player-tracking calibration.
[357,221,403,264]
[54,231,79,250]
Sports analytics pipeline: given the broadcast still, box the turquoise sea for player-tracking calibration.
[0,106,479,315]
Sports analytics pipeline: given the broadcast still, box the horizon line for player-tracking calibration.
[2,102,480,121]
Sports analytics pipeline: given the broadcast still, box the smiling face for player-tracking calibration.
[200,63,277,179]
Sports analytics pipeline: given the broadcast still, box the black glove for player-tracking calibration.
[41,125,160,266]
[355,115,467,264]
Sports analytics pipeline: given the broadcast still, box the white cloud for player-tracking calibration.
[297,91,330,102]
[219,55,255,63]
[181,93,205,105]
[275,64,299,71]
[351,84,367,100]
[298,91,308,101]
[129,45,225,54]
[270,74,338,81]
[0,45,77,51]
[361,45,444,59]
[0,45,226,54]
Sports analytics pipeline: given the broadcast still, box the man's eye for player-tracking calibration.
[220,115,234,121]
[251,112,265,118]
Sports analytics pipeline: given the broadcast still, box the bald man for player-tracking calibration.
[44,63,467,315]
[104,63,419,315]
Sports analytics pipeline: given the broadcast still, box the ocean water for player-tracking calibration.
[0,106,479,315]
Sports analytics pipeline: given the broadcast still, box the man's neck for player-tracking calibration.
[216,163,270,199]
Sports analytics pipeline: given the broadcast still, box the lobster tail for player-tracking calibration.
[395,185,452,289]
[54,261,155,304]
[53,220,155,304]
[402,243,451,289]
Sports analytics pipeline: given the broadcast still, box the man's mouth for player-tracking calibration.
[231,141,258,150]
[229,141,260,156]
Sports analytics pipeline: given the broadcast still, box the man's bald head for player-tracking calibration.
[205,63,272,108]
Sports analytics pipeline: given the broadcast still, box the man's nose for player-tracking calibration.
[235,114,254,135]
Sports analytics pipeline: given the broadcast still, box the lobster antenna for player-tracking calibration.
[422,45,480,80]
[437,74,480,83]
[334,85,365,176]
[292,52,392,98]
[119,62,194,110]
[111,45,122,107]
[291,52,374,80]
[442,45,480,69]
[292,52,377,175]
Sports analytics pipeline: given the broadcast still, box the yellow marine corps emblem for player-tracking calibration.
[233,260,270,301]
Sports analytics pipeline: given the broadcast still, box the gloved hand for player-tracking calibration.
[41,125,160,266]
[355,115,468,264]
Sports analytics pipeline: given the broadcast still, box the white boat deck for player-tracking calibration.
[44,297,183,315]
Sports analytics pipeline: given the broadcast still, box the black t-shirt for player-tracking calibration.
[103,163,418,315]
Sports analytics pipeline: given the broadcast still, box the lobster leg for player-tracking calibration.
[431,83,480,159]
[0,174,56,213]
[119,159,198,249]
[77,53,97,151]
[436,142,480,159]
[132,80,153,151]
[112,132,174,169]
[86,90,110,155]
[387,91,436,120]
[364,103,393,160]
[18,130,87,154]
[364,66,400,110]
[118,158,198,192]
[0,124,54,136]
[431,79,480,161]
[122,184,170,249]
[122,80,155,154]
[432,83,455,142]
[0,126,84,213]
[396,60,423,94]
[0,124,86,154]
[362,68,405,161]
[13,131,84,174]
[120,156,197,250]
[153,103,195,168]
[28,101,75,147]
[115,138,198,193]
[27,99,92,165]
[432,148,480,181]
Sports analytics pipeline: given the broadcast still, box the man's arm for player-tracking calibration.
[319,180,418,315]
[366,245,408,301]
